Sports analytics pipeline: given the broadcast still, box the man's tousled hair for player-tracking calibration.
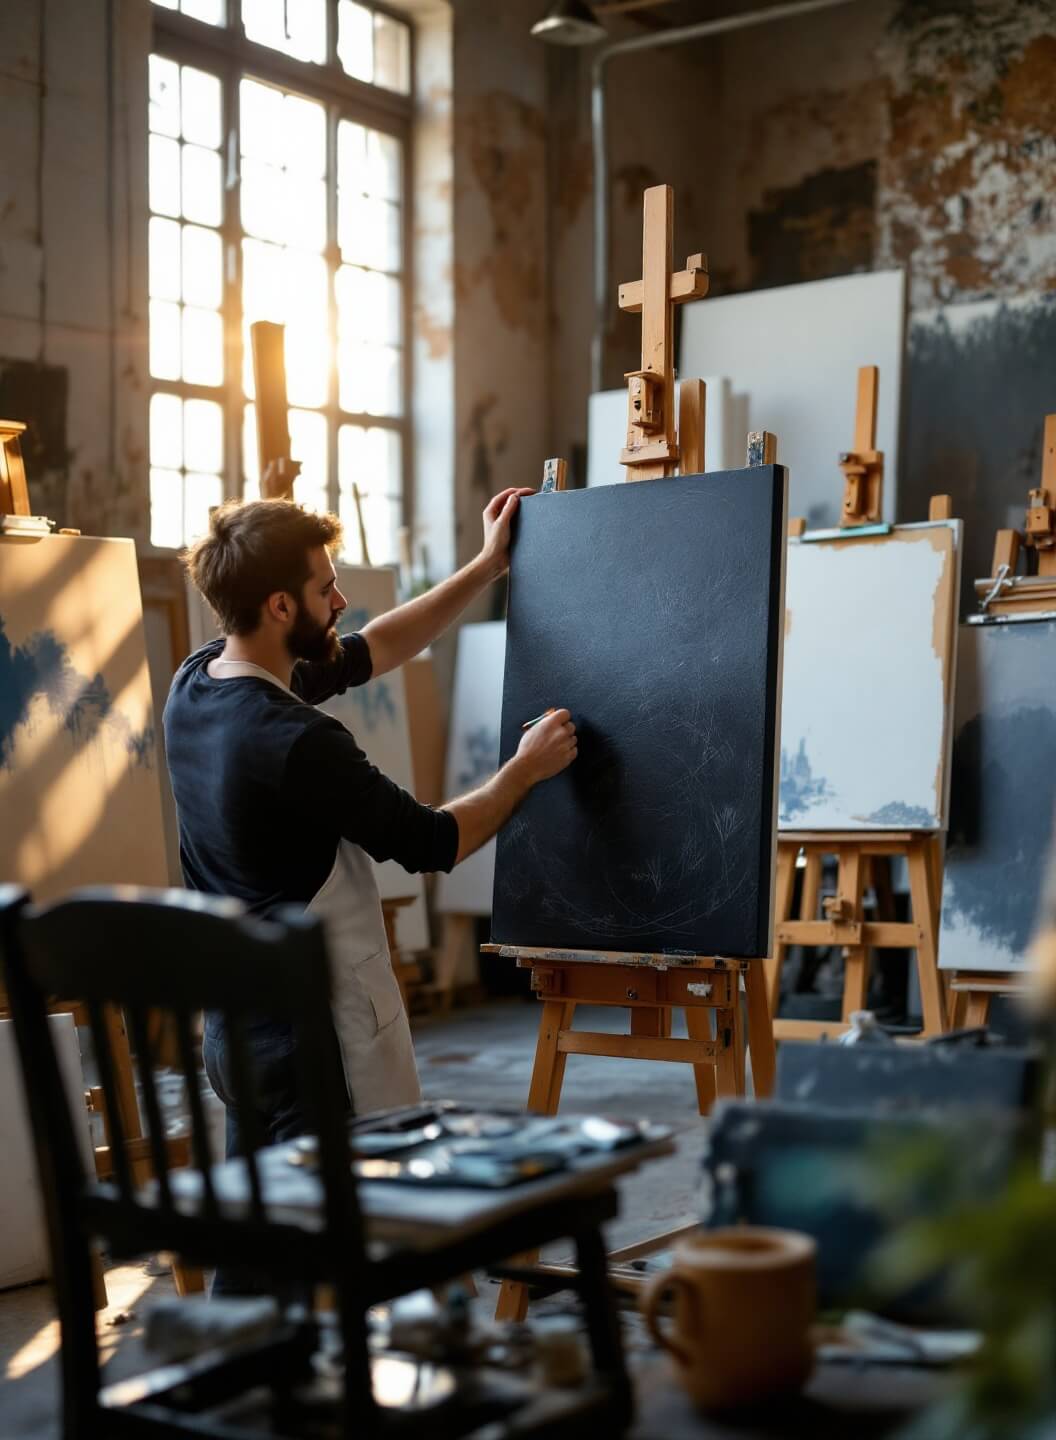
[184,499,343,636]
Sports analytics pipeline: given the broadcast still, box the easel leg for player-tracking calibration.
[714,1007,740,1098]
[907,839,946,1037]
[685,1006,716,1115]
[949,987,970,1030]
[743,963,775,1098]
[838,847,868,1021]
[765,845,797,1017]
[496,998,574,1322]
[526,1000,573,1117]
[964,991,992,1029]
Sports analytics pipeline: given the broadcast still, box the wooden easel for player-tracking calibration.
[484,185,778,1321]
[946,412,1056,1026]
[768,369,951,1040]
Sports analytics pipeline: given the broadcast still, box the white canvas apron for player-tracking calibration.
[209,659,422,1113]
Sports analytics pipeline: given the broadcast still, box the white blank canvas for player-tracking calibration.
[680,271,905,529]
[779,521,961,831]
[435,622,506,915]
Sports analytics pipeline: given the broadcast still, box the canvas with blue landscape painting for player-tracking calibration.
[0,534,169,899]
[778,521,961,832]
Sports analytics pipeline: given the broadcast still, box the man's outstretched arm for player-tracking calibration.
[444,708,577,864]
[360,486,532,677]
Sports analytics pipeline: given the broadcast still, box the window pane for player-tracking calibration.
[335,265,400,345]
[338,424,400,563]
[150,393,183,469]
[149,134,181,217]
[338,193,400,270]
[243,0,326,65]
[181,0,225,23]
[283,94,326,178]
[149,216,181,301]
[285,176,327,252]
[338,1,373,82]
[240,157,286,245]
[149,56,180,137]
[152,0,179,10]
[374,12,411,95]
[184,472,223,541]
[365,129,401,202]
[338,120,366,191]
[182,305,223,385]
[285,326,329,409]
[180,66,222,150]
[181,144,222,225]
[240,78,285,161]
[242,404,261,498]
[149,299,181,379]
[338,341,400,417]
[285,250,328,331]
[181,224,223,309]
[150,468,184,549]
[241,237,284,322]
[289,409,328,513]
[184,397,224,472]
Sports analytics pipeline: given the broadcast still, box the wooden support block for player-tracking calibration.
[747,431,777,467]
[617,253,709,313]
[788,517,807,538]
[991,529,1021,576]
[929,494,953,521]
[0,420,30,516]
[678,379,706,476]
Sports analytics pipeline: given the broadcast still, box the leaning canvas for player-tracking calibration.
[492,467,787,959]
[0,533,169,898]
[779,521,961,832]
[939,618,1056,973]
[435,621,506,916]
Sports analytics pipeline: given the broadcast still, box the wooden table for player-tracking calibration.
[630,1355,947,1438]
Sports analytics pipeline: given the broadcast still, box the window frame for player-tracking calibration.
[150,0,414,557]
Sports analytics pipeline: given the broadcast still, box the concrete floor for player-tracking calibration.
[0,998,717,1437]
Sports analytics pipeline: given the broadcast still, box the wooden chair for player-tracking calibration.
[0,884,631,1439]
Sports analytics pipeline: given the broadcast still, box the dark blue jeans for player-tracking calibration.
[202,1016,347,1297]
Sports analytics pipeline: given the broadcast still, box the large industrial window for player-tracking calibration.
[147,1,411,565]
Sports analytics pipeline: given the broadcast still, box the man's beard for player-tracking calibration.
[287,607,341,664]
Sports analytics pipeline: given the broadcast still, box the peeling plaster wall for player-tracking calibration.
[0,0,149,538]
[708,0,1056,308]
[451,0,548,597]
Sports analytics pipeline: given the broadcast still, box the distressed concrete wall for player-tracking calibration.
[0,0,149,538]
[450,0,548,603]
[706,0,1056,308]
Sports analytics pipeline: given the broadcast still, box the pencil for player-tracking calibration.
[521,708,556,731]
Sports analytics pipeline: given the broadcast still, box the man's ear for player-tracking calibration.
[266,590,293,624]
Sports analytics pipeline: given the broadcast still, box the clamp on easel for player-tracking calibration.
[486,184,779,1323]
[976,413,1056,617]
[839,365,884,528]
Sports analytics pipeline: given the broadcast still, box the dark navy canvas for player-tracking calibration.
[491,466,787,959]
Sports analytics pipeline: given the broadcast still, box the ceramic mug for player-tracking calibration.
[640,1227,816,1411]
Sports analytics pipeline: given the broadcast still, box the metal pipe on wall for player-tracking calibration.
[590,0,864,391]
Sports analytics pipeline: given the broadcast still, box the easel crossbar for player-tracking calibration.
[557,1032,717,1064]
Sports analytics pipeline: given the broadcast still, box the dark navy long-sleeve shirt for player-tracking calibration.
[163,635,458,919]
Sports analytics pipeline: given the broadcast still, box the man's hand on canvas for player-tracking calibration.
[480,487,535,579]
[514,709,577,784]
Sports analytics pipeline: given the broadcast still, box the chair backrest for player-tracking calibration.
[0,884,365,1301]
